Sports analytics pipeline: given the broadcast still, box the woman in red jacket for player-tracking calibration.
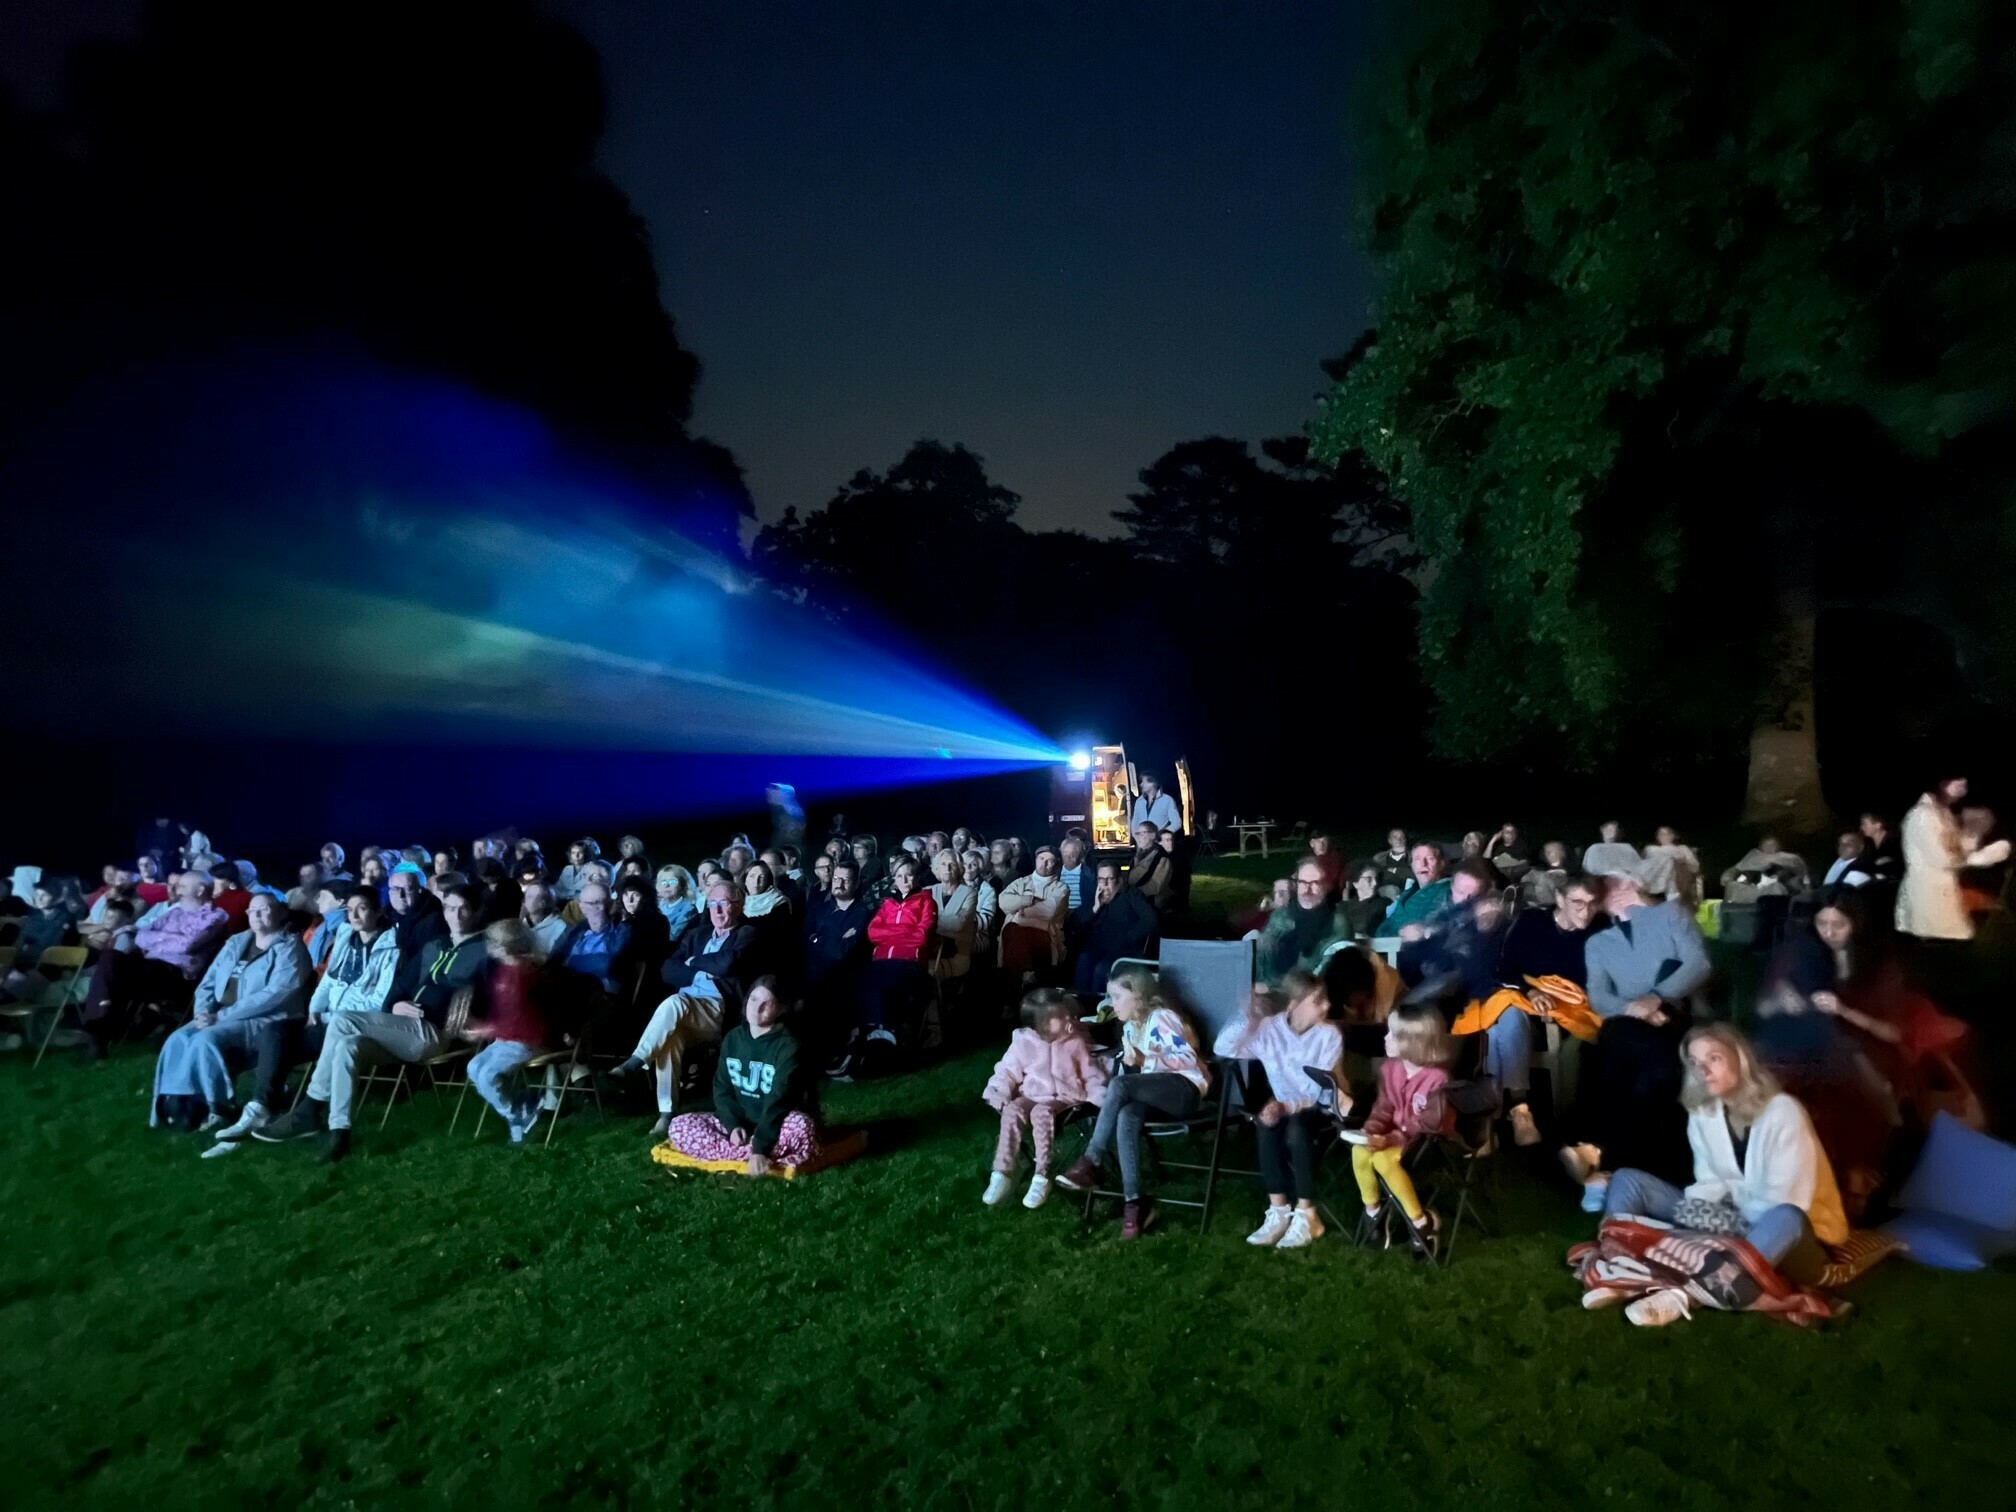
[844,856,938,1072]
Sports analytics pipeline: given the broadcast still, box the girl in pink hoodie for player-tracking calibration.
[982,988,1109,1209]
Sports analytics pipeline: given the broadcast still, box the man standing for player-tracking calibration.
[1129,773,1182,836]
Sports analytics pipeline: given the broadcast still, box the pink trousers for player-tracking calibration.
[992,1097,1073,1175]
[666,1111,822,1165]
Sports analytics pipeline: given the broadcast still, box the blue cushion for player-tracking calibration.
[1894,1111,2016,1230]
[1882,1210,2016,1272]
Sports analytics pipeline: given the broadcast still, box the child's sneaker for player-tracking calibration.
[1625,1288,1693,1327]
[1403,1210,1440,1263]
[1580,1179,1610,1215]
[1055,1156,1100,1192]
[982,1171,1013,1206]
[1276,1208,1324,1249]
[1246,1206,1294,1246]
[1354,1206,1391,1250]
[1021,1174,1051,1209]
[1119,1199,1153,1240]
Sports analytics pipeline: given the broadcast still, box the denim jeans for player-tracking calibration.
[468,1039,539,1124]
[1485,1007,1530,1097]
[1603,1167,1826,1284]
[1083,1072,1200,1201]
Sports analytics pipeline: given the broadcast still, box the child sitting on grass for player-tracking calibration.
[665,977,821,1176]
[1351,999,1454,1261]
[1056,966,1210,1240]
[981,987,1109,1209]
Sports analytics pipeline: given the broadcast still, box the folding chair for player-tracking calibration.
[1402,1070,1503,1265]
[3,946,92,1067]
[1076,938,1259,1233]
[355,987,476,1130]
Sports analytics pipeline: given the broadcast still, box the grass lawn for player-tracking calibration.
[6,1026,2016,1511]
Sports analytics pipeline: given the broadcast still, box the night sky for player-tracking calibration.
[4,1,1375,534]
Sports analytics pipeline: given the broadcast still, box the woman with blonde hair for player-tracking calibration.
[929,847,977,979]
[1601,1023,1847,1302]
[654,864,698,936]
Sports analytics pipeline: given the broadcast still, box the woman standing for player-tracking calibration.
[1897,775,1974,941]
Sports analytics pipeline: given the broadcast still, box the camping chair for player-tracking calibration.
[1400,1031,1503,1264]
[4,945,92,1066]
[1076,938,1259,1233]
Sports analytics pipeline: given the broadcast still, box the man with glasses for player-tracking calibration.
[1498,877,1604,1146]
[1259,858,1348,982]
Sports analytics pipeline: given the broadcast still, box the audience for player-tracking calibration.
[15,784,1990,1302]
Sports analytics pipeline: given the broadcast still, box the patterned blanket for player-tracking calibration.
[1567,1215,1845,1326]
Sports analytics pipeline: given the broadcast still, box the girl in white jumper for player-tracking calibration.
[1215,970,1344,1249]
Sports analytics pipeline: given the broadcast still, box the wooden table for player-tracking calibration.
[1232,819,1275,857]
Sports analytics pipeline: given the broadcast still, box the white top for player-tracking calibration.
[1684,1092,1847,1246]
[1131,793,1182,835]
[1213,1012,1343,1113]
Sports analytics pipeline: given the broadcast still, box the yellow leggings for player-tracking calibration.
[1352,1143,1425,1222]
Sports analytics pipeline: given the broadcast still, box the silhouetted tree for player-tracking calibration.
[1316,0,2016,826]
[0,0,748,549]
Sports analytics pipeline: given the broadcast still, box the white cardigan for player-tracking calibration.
[1684,1093,1848,1246]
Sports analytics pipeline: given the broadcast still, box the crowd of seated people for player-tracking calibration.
[2,788,1993,1314]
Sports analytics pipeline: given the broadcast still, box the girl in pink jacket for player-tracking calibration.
[982,988,1109,1210]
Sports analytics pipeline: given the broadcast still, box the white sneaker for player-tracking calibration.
[213,1103,268,1142]
[1625,1288,1693,1327]
[1246,1206,1295,1246]
[982,1172,1013,1206]
[199,1139,242,1160]
[1276,1208,1324,1249]
[1510,1104,1540,1147]
[1559,1141,1602,1185]
[196,1111,228,1134]
[1022,1174,1051,1209]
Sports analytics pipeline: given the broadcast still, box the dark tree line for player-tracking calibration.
[753,363,1424,808]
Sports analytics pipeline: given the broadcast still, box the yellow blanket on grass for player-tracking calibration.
[648,1127,869,1181]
